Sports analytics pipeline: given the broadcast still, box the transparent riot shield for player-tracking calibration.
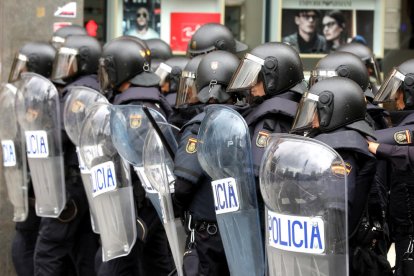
[110,105,169,219]
[79,103,136,261]
[197,105,265,276]
[15,72,66,217]
[260,134,348,276]
[0,83,28,221]
[143,126,185,276]
[63,86,109,233]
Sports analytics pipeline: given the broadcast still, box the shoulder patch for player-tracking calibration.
[130,114,142,128]
[394,130,412,144]
[186,138,198,154]
[331,161,352,177]
[256,130,270,148]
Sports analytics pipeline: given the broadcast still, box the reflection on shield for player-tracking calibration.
[25,108,39,122]
[71,100,85,113]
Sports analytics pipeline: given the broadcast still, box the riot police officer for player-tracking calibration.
[145,38,173,70]
[186,23,248,57]
[6,41,56,276]
[173,50,242,276]
[96,36,174,275]
[227,42,307,176]
[155,56,190,107]
[33,34,102,276]
[309,51,392,265]
[368,59,414,276]
[290,77,393,275]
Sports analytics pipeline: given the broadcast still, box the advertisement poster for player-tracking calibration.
[170,12,221,52]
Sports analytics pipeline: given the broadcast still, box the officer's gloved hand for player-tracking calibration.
[58,199,78,223]
[172,177,196,219]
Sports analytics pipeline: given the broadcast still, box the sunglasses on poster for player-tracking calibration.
[300,13,319,21]
[137,12,148,18]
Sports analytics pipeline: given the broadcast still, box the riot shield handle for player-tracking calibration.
[142,105,175,160]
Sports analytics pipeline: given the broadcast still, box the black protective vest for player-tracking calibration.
[244,96,298,176]
[113,86,172,119]
[314,130,376,234]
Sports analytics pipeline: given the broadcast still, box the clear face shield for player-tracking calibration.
[373,68,405,103]
[227,53,264,92]
[51,47,78,81]
[155,62,172,86]
[366,57,382,86]
[8,54,29,83]
[98,57,114,93]
[308,70,338,88]
[291,91,320,134]
[175,71,198,107]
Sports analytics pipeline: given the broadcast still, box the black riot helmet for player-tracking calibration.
[227,42,306,97]
[145,38,173,70]
[51,35,101,83]
[8,42,56,83]
[195,50,240,104]
[98,36,160,92]
[175,55,204,108]
[337,42,382,86]
[51,25,87,49]
[374,59,414,110]
[292,77,368,134]
[187,23,248,57]
[310,52,372,98]
[155,57,190,93]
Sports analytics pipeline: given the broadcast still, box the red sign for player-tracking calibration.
[170,12,221,52]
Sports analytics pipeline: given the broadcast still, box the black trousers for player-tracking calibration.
[95,204,174,276]
[34,202,99,276]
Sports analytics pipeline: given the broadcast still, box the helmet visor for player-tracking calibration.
[291,92,319,133]
[50,36,66,50]
[51,47,78,80]
[8,54,28,83]
[155,62,172,86]
[373,68,405,103]
[308,70,338,87]
[98,58,113,93]
[227,53,263,92]
[366,57,382,86]
[175,71,198,107]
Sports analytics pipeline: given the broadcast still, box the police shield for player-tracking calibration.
[197,105,265,276]
[0,83,28,221]
[15,72,66,217]
[143,125,186,276]
[260,134,348,276]
[79,103,136,261]
[110,105,167,218]
[63,86,109,233]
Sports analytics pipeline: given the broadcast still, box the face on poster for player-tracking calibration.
[123,0,161,40]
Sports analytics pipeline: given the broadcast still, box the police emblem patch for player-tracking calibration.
[394,130,412,144]
[191,40,197,49]
[256,131,270,148]
[331,161,352,177]
[186,138,197,154]
[71,100,85,113]
[129,114,142,128]
[211,61,219,70]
